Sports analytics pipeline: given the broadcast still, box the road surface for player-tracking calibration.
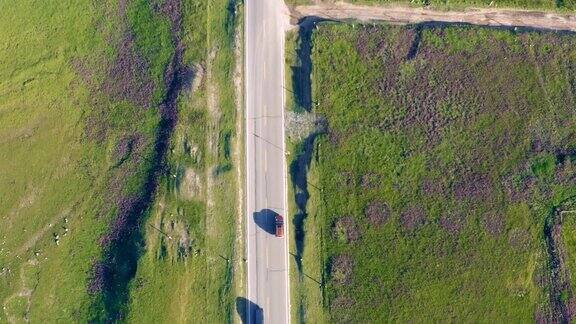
[294,3,576,32]
[244,0,291,323]
[243,1,575,323]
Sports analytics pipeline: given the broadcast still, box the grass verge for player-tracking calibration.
[125,0,244,322]
[286,27,327,324]
[1,0,243,321]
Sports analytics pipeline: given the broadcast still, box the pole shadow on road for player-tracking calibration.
[236,297,263,324]
[253,209,279,235]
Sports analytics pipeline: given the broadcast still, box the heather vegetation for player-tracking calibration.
[288,23,576,322]
[0,0,242,321]
[0,0,161,321]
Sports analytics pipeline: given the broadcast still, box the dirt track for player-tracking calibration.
[293,2,576,31]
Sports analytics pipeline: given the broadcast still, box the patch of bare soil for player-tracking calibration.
[331,295,355,310]
[364,201,390,227]
[161,219,194,260]
[401,205,427,231]
[179,168,202,200]
[360,173,379,189]
[294,3,576,32]
[508,228,531,251]
[439,211,466,235]
[503,174,536,203]
[232,20,245,310]
[482,212,505,237]
[453,172,492,201]
[332,216,361,243]
[329,254,354,286]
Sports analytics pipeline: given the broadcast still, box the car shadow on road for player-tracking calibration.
[253,209,279,235]
[236,297,263,324]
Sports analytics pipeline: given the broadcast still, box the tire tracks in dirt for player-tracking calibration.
[291,2,576,32]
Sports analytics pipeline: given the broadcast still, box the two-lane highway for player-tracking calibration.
[242,1,576,323]
[244,0,290,323]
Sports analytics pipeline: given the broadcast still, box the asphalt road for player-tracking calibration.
[244,0,290,323]
[242,2,576,324]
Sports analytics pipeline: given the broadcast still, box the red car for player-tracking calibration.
[275,215,284,238]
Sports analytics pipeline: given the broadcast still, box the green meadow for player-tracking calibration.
[0,0,243,321]
[288,22,576,322]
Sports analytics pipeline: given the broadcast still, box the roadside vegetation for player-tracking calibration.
[126,0,245,321]
[0,0,243,322]
[287,22,576,322]
[285,27,327,324]
[286,0,576,10]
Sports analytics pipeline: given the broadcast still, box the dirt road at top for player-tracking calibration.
[292,2,576,31]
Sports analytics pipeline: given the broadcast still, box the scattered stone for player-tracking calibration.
[180,168,202,200]
[285,110,326,140]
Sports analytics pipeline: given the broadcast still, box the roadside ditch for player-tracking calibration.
[88,0,193,320]
[286,16,328,323]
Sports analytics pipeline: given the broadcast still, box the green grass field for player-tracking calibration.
[0,0,243,321]
[288,22,576,322]
[0,1,148,321]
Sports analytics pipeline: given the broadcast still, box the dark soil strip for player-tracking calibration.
[290,136,317,324]
[89,1,193,320]
[543,152,576,322]
[291,134,318,273]
[291,18,323,271]
[406,25,422,60]
[543,207,575,323]
[290,17,329,323]
[292,17,324,112]
[568,62,576,102]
